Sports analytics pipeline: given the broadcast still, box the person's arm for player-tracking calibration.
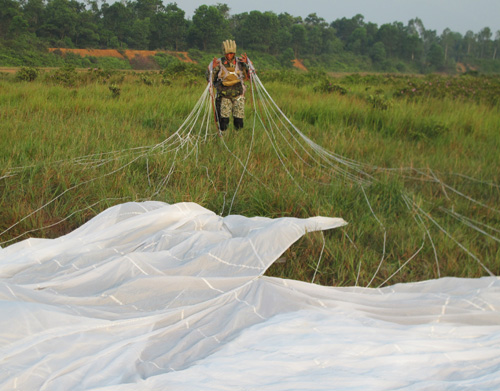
[211,57,220,83]
[239,54,250,81]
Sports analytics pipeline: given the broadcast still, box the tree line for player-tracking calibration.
[1,0,499,72]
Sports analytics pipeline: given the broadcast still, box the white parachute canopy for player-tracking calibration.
[1,201,499,390]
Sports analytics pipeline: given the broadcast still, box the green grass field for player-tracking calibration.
[1,67,499,286]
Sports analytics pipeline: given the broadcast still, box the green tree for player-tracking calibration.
[331,14,365,44]
[0,0,25,38]
[370,41,386,63]
[275,12,300,53]
[291,23,306,58]
[101,1,134,47]
[149,3,188,50]
[165,3,188,50]
[233,10,280,53]
[463,30,476,56]
[440,28,462,63]
[493,30,500,60]
[21,0,45,35]
[428,42,444,69]
[347,27,367,54]
[477,27,492,58]
[188,4,229,51]
[279,47,295,67]
[74,8,100,47]
[39,0,80,45]
[376,22,406,58]
[134,0,162,20]
[128,17,150,49]
[304,13,330,56]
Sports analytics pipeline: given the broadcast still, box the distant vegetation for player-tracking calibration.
[1,0,500,73]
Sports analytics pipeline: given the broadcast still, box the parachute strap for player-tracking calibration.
[218,60,245,87]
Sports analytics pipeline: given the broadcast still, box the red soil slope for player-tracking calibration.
[48,48,195,63]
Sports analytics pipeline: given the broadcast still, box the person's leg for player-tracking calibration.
[219,117,230,131]
[233,96,245,130]
[215,95,222,123]
[233,118,244,129]
[219,97,232,131]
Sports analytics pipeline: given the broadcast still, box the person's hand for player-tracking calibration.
[212,57,220,67]
[240,53,248,63]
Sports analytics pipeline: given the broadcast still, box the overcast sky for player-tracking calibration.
[176,0,500,36]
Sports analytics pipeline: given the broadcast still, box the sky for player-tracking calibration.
[176,0,500,36]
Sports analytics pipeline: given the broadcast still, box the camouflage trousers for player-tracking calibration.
[220,95,245,119]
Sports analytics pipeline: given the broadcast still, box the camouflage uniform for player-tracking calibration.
[209,53,249,131]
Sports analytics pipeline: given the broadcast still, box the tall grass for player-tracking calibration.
[1,68,498,286]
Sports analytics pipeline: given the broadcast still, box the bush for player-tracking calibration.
[47,65,78,87]
[15,66,39,82]
[153,52,181,69]
[366,93,392,110]
[95,56,131,70]
[163,61,205,78]
[314,78,347,94]
[109,84,121,98]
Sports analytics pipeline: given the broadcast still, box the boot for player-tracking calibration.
[219,117,230,131]
[234,117,244,130]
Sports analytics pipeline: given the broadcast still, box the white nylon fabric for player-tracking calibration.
[1,202,499,390]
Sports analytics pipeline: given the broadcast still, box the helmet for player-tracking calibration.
[222,40,237,54]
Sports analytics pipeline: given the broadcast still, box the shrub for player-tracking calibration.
[153,53,181,69]
[109,84,121,98]
[15,67,39,82]
[366,93,392,110]
[313,78,347,95]
[48,65,78,87]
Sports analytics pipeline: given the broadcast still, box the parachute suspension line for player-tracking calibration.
[402,193,441,279]
[311,231,326,284]
[378,237,426,288]
[361,185,388,288]
[8,88,215,241]
[226,71,259,215]
[251,73,373,186]
[0,197,130,246]
[248,62,307,172]
[450,172,500,189]
[207,60,223,137]
[152,84,211,152]
[250,76,311,169]
[0,152,148,244]
[248,74,305,192]
[247,67,309,170]
[208,65,271,208]
[440,207,500,243]
[429,168,451,200]
[209,86,221,138]
[149,153,178,200]
[251,74,337,174]
[251,73,374,183]
[440,180,500,215]
[204,86,217,142]
[355,260,362,287]
[340,229,362,286]
[411,168,500,215]
[414,201,495,277]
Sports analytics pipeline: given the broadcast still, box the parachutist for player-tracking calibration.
[207,40,250,132]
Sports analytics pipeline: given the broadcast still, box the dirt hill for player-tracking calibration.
[48,48,195,64]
